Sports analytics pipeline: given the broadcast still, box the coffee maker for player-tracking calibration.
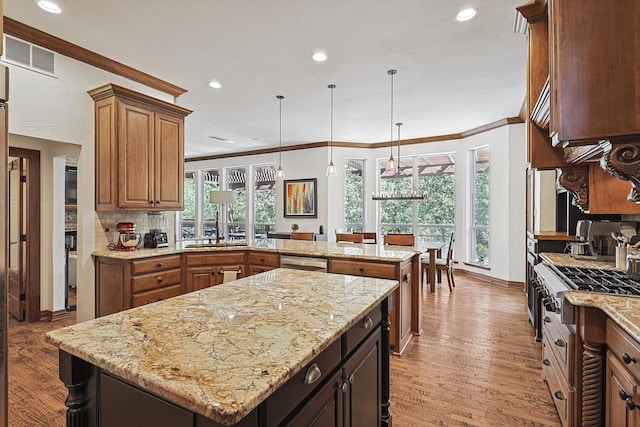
[576,220,636,261]
[143,212,169,248]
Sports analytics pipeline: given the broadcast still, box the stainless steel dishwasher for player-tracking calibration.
[280,255,328,272]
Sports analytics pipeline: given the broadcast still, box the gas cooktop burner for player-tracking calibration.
[550,265,640,296]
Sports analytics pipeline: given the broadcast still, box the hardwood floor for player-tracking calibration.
[390,274,561,426]
[6,276,561,426]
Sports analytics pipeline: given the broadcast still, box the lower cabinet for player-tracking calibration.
[606,351,640,427]
[184,251,246,292]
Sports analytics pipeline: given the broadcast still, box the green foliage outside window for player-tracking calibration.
[344,160,364,231]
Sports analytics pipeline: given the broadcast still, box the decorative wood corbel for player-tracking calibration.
[557,166,590,212]
[600,141,640,203]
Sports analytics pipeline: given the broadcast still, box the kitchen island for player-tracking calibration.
[93,238,422,355]
[46,268,398,426]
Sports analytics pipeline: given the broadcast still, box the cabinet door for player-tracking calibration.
[118,101,154,209]
[154,113,184,209]
[343,329,380,427]
[607,352,640,427]
[186,266,218,292]
[285,371,343,427]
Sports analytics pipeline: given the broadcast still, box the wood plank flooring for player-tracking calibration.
[7,275,561,426]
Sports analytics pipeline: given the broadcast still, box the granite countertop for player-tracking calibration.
[539,252,617,270]
[565,292,640,343]
[45,269,399,425]
[92,238,419,262]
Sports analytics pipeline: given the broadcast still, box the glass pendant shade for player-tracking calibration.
[326,161,336,176]
[275,165,285,180]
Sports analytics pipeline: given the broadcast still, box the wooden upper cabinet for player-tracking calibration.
[549,0,640,145]
[89,84,191,211]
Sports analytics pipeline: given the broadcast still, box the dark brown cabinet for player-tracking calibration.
[89,83,191,211]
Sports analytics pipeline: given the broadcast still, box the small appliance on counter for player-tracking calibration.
[573,220,637,261]
[114,222,141,252]
[144,212,169,248]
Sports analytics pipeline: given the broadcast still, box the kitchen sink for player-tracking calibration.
[184,242,248,248]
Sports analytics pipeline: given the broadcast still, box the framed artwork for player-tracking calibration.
[284,178,317,218]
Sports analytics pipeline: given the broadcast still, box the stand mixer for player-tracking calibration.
[114,222,141,252]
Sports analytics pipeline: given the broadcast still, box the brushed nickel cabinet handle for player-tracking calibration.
[363,316,374,329]
[554,339,565,347]
[554,390,564,400]
[304,364,322,385]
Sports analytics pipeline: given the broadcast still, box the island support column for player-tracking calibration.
[381,295,392,426]
[59,350,95,427]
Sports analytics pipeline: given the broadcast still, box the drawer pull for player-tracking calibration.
[358,267,364,272]
[348,374,355,384]
[554,339,565,347]
[304,363,322,385]
[341,382,348,393]
[157,297,163,302]
[619,388,638,410]
[157,277,163,282]
[157,262,163,267]
[403,273,410,283]
[260,257,265,262]
[543,316,551,323]
[542,358,550,366]
[622,352,637,365]
[363,316,374,329]
[554,390,564,400]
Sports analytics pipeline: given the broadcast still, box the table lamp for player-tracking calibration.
[209,190,235,243]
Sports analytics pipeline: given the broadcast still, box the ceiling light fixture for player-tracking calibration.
[456,7,478,22]
[275,95,285,180]
[373,122,426,201]
[227,140,235,144]
[312,51,327,62]
[326,84,337,177]
[385,70,398,173]
[208,81,222,89]
[36,0,61,13]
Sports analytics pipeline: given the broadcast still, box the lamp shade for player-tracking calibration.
[209,190,235,204]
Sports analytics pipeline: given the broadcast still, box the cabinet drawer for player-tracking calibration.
[132,269,181,293]
[344,304,382,356]
[248,251,280,267]
[131,255,181,275]
[607,320,640,381]
[329,259,397,280]
[248,265,278,276]
[542,337,574,427]
[264,339,341,427]
[185,252,246,267]
[132,284,182,308]
[542,314,573,378]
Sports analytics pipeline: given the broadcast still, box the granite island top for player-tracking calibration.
[45,268,399,425]
[92,238,420,262]
[539,252,617,270]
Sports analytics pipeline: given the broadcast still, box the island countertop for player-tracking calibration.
[92,238,419,262]
[45,268,399,425]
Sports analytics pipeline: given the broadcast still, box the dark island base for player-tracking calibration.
[58,298,393,427]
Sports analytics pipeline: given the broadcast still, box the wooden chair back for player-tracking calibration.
[354,232,377,244]
[383,233,415,246]
[335,233,364,243]
[290,231,315,241]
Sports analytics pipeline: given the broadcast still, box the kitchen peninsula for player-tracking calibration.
[46,269,398,426]
[93,239,422,355]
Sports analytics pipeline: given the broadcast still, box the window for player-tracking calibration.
[180,171,196,238]
[227,167,246,241]
[344,159,365,232]
[253,164,276,238]
[202,169,220,237]
[471,146,490,265]
[417,153,455,244]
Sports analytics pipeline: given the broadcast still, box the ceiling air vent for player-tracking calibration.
[3,35,56,76]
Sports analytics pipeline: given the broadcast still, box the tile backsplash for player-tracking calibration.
[95,211,176,251]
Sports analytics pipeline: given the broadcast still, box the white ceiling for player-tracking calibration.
[4,0,527,159]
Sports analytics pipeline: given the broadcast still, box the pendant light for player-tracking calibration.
[275,95,285,180]
[326,84,337,177]
[385,69,398,172]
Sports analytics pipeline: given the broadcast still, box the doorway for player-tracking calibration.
[8,147,40,322]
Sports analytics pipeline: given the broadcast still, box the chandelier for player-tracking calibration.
[372,122,426,201]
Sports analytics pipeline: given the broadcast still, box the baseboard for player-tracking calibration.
[456,269,523,289]
[40,309,69,322]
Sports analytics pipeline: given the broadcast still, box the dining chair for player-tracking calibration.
[421,232,455,291]
[335,233,364,243]
[290,231,315,241]
[354,232,377,244]
[383,233,415,246]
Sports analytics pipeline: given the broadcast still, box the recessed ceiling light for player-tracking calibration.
[36,0,62,14]
[456,7,477,22]
[208,81,222,89]
[227,140,235,144]
[311,52,327,62]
